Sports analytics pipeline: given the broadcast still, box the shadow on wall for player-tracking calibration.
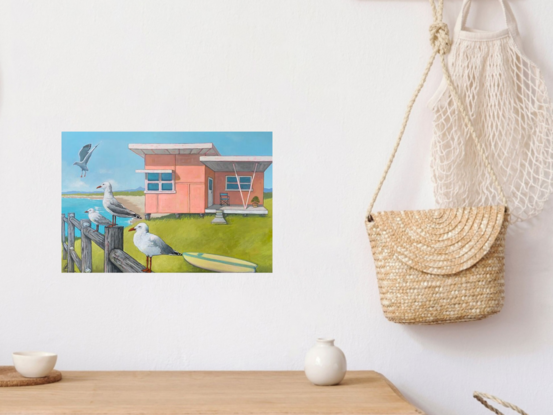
[404,197,553,357]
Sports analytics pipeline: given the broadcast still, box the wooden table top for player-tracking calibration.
[0,371,424,415]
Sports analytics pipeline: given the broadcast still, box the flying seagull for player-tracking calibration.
[129,223,181,272]
[85,208,112,231]
[97,182,142,226]
[73,144,99,178]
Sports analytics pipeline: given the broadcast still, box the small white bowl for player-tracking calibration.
[12,352,57,378]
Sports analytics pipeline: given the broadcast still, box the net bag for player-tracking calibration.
[429,0,553,223]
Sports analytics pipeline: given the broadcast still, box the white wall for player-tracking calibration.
[1,0,551,413]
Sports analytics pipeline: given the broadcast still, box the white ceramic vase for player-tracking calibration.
[304,338,347,386]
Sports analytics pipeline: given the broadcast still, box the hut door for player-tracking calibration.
[176,183,190,213]
[208,178,214,206]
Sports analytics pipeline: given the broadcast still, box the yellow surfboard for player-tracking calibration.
[183,253,258,273]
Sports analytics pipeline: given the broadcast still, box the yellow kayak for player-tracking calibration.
[183,253,257,273]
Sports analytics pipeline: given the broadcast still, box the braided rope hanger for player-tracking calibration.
[474,392,529,415]
[366,0,508,221]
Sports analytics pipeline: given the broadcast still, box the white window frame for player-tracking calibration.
[144,171,176,194]
[225,175,253,191]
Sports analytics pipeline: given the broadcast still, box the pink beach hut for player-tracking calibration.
[129,143,272,219]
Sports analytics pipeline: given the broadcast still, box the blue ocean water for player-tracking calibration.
[62,197,133,236]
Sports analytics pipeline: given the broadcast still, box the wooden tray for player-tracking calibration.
[0,366,62,387]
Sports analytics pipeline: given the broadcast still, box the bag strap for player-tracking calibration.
[366,0,508,221]
[473,392,528,415]
[454,0,519,36]
[453,0,522,47]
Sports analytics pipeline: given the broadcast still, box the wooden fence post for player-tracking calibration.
[62,214,67,260]
[81,219,92,273]
[109,249,150,273]
[67,213,76,273]
[104,226,123,273]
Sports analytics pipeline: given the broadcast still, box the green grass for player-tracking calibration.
[62,190,144,197]
[62,193,273,273]
[113,191,144,196]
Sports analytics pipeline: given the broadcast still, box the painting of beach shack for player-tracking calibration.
[62,132,273,273]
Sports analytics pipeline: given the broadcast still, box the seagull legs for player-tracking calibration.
[107,215,117,228]
[142,256,152,273]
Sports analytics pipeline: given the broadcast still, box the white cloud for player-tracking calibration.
[68,179,88,189]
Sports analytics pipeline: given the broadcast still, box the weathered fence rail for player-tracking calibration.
[62,213,149,273]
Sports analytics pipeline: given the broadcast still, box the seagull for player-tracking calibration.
[73,144,99,178]
[84,208,112,231]
[97,182,142,226]
[128,223,181,272]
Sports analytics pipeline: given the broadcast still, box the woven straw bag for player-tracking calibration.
[474,392,528,415]
[365,0,509,325]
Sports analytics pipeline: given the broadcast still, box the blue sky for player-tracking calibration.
[62,132,273,193]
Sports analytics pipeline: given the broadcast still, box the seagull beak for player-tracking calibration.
[96,185,102,189]
[128,227,136,232]
[84,211,88,213]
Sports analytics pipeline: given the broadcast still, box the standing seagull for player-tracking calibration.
[73,144,99,178]
[129,223,181,272]
[84,208,112,231]
[97,182,142,226]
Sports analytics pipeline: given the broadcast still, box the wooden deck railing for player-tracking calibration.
[61,213,149,273]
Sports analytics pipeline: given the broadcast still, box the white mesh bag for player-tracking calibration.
[429,0,553,222]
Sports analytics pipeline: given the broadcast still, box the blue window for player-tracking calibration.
[208,179,213,191]
[145,171,174,192]
[226,176,251,191]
